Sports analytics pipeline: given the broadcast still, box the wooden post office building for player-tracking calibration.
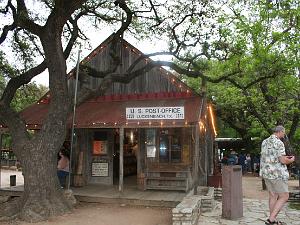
[20,35,217,192]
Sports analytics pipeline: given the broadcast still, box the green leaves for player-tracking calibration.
[182,0,300,150]
[11,83,48,112]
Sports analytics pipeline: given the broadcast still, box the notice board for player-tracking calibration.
[91,161,109,177]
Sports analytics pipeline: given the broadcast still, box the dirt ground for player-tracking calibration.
[1,174,299,225]
[1,203,172,225]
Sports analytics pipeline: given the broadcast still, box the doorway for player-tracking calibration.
[113,128,138,186]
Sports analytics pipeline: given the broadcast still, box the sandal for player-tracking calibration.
[265,219,287,225]
[265,219,277,225]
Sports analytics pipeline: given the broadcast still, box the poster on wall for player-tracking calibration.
[93,140,107,155]
[91,162,109,177]
[146,146,156,157]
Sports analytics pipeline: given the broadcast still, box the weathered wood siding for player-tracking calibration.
[69,40,183,95]
[73,128,114,185]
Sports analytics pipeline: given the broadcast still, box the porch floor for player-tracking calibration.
[73,184,187,207]
[0,184,188,208]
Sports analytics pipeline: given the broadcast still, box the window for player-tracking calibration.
[146,129,156,158]
[159,133,169,162]
[145,128,183,163]
[159,128,182,163]
[171,129,182,163]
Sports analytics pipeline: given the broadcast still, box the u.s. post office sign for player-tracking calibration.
[126,107,184,120]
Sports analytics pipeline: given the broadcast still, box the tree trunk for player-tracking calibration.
[19,147,71,221]
[10,23,74,222]
[0,142,73,222]
[0,1,81,223]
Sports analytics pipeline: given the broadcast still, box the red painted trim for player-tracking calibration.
[88,92,194,102]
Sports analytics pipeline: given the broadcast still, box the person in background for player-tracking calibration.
[260,125,295,225]
[227,150,238,165]
[246,153,252,172]
[253,154,260,176]
[238,153,246,174]
[221,154,228,165]
[57,148,70,188]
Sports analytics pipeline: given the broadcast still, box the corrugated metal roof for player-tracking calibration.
[20,94,202,129]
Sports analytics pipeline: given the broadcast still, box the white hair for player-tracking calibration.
[274,125,285,133]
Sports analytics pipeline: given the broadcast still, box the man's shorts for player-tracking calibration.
[264,178,289,193]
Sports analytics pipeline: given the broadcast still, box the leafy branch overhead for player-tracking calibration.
[185,0,300,146]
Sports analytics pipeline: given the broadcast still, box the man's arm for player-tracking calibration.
[279,155,295,165]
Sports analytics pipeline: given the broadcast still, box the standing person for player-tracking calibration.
[238,153,246,174]
[253,155,260,176]
[221,154,228,165]
[227,150,238,165]
[246,153,252,172]
[57,148,70,188]
[260,125,295,225]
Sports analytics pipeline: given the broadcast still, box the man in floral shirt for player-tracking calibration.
[260,125,295,225]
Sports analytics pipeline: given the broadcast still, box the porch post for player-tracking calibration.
[136,129,141,175]
[193,125,200,195]
[119,127,124,192]
[203,131,208,185]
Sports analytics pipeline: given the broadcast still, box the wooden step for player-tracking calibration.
[147,170,189,173]
[146,185,187,191]
[145,177,187,181]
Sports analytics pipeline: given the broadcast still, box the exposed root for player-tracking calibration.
[19,193,73,222]
[0,197,21,221]
[0,189,76,223]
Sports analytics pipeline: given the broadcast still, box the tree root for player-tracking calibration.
[0,189,76,223]
[0,197,21,221]
[19,193,73,222]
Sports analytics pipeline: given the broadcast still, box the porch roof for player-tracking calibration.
[20,93,203,129]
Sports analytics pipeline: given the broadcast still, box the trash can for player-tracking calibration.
[10,175,16,186]
[222,165,243,219]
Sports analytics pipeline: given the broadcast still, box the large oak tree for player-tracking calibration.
[1,0,296,222]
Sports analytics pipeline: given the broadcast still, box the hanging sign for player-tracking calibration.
[126,107,184,120]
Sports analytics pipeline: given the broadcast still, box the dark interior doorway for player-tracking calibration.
[113,128,138,186]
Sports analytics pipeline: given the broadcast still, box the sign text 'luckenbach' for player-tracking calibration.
[126,107,184,120]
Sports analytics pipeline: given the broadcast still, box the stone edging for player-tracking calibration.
[172,187,215,225]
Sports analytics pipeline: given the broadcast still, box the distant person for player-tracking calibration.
[253,155,260,175]
[246,153,252,172]
[238,153,246,174]
[221,155,228,165]
[227,150,238,165]
[57,148,70,188]
[260,125,295,225]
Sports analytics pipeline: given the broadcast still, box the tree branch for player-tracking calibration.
[15,0,43,36]
[1,62,47,106]
[267,15,296,47]
[0,0,17,44]
[243,90,272,134]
